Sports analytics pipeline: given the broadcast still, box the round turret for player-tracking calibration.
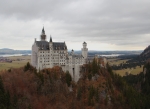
[82,41,88,59]
[71,49,74,55]
[83,41,87,48]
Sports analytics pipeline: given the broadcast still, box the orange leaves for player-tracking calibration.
[0,62,128,109]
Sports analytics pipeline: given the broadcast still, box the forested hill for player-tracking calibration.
[123,62,150,108]
[140,45,150,58]
[0,60,147,109]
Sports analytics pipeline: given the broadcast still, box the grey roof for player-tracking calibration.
[83,42,87,44]
[53,42,67,50]
[35,41,67,50]
[36,41,49,50]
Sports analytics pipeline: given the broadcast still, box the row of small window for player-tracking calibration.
[39,55,65,58]
[54,51,66,53]
[40,61,50,63]
[60,60,65,62]
[40,62,82,64]
[40,51,64,53]
[67,63,82,64]
[40,58,50,59]
[55,47,66,50]
[40,50,66,53]
[69,60,82,62]
[40,60,62,62]
[40,51,50,53]
[43,64,50,65]
[60,54,65,56]
[40,54,52,56]
[76,58,82,59]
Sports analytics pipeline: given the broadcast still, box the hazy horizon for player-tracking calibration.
[0,47,143,51]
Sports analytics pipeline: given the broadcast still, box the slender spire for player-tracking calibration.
[50,35,52,42]
[40,27,46,41]
[42,26,45,34]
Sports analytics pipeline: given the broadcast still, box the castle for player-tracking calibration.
[31,27,88,82]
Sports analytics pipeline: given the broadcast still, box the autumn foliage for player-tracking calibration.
[0,61,140,109]
[1,67,68,108]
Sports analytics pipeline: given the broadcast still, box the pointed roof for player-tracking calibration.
[40,27,46,41]
[50,35,52,42]
[42,26,45,34]
[83,41,87,44]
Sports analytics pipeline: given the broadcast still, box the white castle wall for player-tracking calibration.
[31,30,88,82]
[31,41,38,68]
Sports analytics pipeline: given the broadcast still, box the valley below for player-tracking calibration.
[0,55,30,71]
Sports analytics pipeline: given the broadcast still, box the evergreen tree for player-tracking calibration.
[77,87,82,100]
[65,71,72,87]
[0,76,13,109]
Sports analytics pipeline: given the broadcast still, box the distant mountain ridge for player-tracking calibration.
[0,48,31,55]
[140,45,150,58]
[0,48,143,56]
[1,48,13,50]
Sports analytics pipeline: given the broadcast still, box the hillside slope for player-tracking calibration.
[140,45,150,58]
[0,61,143,109]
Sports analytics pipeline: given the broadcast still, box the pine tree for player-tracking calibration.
[66,71,72,87]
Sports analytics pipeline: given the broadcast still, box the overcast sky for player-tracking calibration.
[0,0,150,50]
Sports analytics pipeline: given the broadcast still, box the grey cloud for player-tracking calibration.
[0,0,150,50]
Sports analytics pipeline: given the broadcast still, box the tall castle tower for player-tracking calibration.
[82,42,88,59]
[40,27,46,41]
